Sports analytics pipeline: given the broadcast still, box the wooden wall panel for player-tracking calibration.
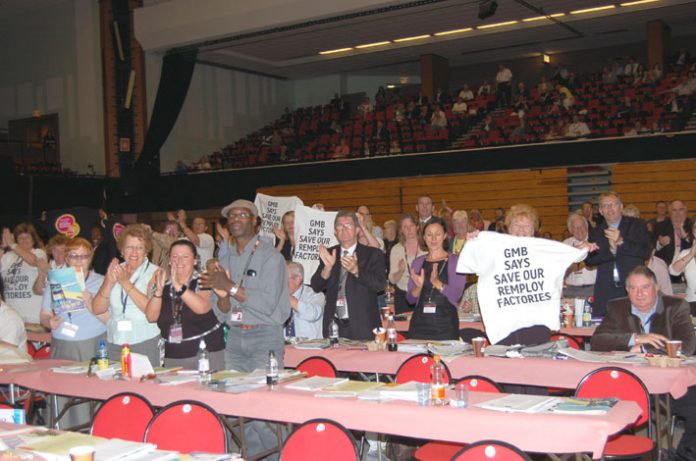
[258,168,569,238]
[612,160,696,220]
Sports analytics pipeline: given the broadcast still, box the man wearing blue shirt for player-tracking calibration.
[592,266,696,460]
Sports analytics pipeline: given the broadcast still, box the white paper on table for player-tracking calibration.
[129,353,154,378]
[475,394,561,413]
[285,376,348,391]
[558,348,647,364]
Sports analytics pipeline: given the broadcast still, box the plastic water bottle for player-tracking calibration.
[96,340,109,370]
[197,339,211,383]
[329,319,340,348]
[266,350,279,389]
[450,382,469,408]
[120,344,131,378]
[430,355,446,406]
[386,315,398,352]
[582,300,592,327]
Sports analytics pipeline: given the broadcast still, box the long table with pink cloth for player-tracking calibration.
[285,345,696,398]
[0,360,639,459]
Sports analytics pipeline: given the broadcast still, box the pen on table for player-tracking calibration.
[623,354,636,358]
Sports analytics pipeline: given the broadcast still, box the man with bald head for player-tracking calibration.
[654,200,692,282]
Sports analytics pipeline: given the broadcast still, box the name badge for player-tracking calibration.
[336,297,346,308]
[423,302,437,314]
[230,307,243,323]
[60,322,79,338]
[169,323,183,343]
[117,320,133,332]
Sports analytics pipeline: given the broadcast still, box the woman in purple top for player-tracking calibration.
[407,217,466,339]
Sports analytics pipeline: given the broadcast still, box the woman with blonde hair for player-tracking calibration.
[91,224,160,365]
[389,214,426,314]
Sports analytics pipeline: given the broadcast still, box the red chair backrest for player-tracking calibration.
[91,393,154,441]
[296,356,337,378]
[145,401,227,453]
[550,333,582,350]
[394,354,451,384]
[452,440,532,460]
[281,418,357,461]
[575,367,650,427]
[457,375,502,393]
[32,345,51,359]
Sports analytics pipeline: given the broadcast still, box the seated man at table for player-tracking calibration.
[591,265,696,460]
[285,261,325,339]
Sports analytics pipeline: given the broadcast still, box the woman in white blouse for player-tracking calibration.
[388,214,426,314]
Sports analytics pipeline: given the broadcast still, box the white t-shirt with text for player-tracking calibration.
[457,232,586,344]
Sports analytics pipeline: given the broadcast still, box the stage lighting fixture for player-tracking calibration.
[478,0,498,20]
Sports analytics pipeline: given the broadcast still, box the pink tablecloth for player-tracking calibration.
[285,346,696,398]
[9,367,639,459]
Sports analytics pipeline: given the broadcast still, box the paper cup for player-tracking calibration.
[667,340,682,358]
[373,327,386,343]
[69,446,95,461]
[472,337,486,357]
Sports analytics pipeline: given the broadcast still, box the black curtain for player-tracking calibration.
[135,49,198,179]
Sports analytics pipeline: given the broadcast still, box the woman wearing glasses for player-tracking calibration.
[145,240,224,370]
[92,224,161,365]
[39,237,106,428]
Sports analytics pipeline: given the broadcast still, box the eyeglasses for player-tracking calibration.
[335,223,355,230]
[599,201,621,210]
[67,254,90,261]
[228,212,251,220]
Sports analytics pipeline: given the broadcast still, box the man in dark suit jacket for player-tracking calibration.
[311,211,386,340]
[586,191,652,317]
[654,200,692,282]
[591,266,696,460]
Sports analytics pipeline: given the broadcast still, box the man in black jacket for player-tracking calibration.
[586,191,652,317]
[311,211,386,340]
[654,200,692,282]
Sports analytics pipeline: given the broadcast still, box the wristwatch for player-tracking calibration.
[229,284,239,297]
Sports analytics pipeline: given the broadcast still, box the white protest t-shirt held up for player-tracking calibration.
[457,231,586,344]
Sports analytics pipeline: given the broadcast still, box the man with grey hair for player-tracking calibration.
[311,210,386,340]
[591,266,696,460]
[654,200,692,282]
[563,213,596,298]
[450,210,469,255]
[285,261,325,339]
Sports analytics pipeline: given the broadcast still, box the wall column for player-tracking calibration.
[646,20,670,70]
[420,54,449,103]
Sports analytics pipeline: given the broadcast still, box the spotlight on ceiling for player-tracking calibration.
[478,0,498,20]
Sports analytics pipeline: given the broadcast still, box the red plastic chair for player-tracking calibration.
[145,401,227,453]
[394,354,451,384]
[281,418,358,461]
[296,356,337,378]
[32,345,52,359]
[91,392,154,441]
[457,375,502,393]
[575,367,653,458]
[550,333,582,350]
[452,440,532,460]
